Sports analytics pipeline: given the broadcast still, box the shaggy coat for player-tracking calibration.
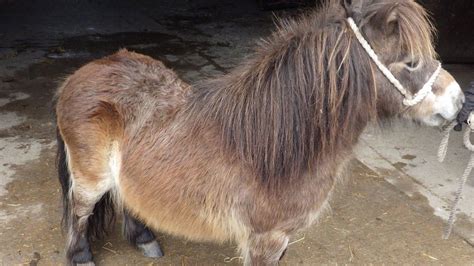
[55,0,462,265]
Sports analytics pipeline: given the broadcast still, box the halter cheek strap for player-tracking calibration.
[346,17,442,107]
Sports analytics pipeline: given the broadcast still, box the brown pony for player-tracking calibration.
[55,0,464,265]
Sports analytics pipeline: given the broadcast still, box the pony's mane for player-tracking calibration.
[187,0,434,184]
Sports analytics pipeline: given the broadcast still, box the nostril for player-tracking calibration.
[461,95,466,108]
[456,93,465,110]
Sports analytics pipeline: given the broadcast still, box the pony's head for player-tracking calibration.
[344,0,464,126]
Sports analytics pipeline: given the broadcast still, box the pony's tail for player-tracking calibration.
[56,128,71,229]
[56,129,115,239]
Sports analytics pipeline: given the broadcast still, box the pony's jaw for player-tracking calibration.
[419,113,446,127]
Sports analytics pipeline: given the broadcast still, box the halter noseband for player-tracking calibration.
[346,17,442,107]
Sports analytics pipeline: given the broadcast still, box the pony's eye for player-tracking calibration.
[404,58,421,71]
[407,61,417,68]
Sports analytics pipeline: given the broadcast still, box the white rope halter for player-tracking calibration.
[348,17,468,240]
[346,17,442,107]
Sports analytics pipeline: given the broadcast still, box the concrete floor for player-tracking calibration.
[356,64,474,245]
[0,0,473,265]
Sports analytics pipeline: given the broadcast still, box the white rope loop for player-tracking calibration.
[346,17,441,107]
[403,63,442,106]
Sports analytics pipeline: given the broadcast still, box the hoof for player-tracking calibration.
[138,241,164,258]
[70,246,94,266]
[76,262,95,266]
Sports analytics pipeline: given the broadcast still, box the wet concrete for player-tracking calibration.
[1,0,473,264]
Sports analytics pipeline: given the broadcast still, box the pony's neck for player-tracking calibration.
[188,7,378,183]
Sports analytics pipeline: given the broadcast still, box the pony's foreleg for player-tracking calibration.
[241,231,289,266]
[123,210,164,258]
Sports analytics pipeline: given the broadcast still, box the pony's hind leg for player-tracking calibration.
[242,231,289,266]
[123,210,164,258]
[57,130,116,265]
[65,173,112,265]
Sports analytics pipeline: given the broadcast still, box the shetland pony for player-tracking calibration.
[55,0,464,265]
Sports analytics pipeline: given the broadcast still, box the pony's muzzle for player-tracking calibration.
[432,70,464,122]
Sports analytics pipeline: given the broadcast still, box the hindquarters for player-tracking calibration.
[56,96,122,264]
[54,49,193,264]
[56,128,117,264]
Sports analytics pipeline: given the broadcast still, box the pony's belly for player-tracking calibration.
[118,169,249,244]
[135,204,230,242]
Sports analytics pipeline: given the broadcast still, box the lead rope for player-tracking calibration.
[437,113,474,239]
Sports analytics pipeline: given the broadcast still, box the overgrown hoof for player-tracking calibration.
[69,243,95,266]
[138,240,164,258]
[76,262,95,266]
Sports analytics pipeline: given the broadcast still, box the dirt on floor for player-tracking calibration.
[0,1,473,264]
[1,143,473,265]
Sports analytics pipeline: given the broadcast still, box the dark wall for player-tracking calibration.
[421,0,474,63]
[2,0,473,63]
[262,0,474,63]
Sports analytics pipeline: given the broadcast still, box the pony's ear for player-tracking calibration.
[384,6,400,34]
[342,0,364,19]
[387,6,399,24]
